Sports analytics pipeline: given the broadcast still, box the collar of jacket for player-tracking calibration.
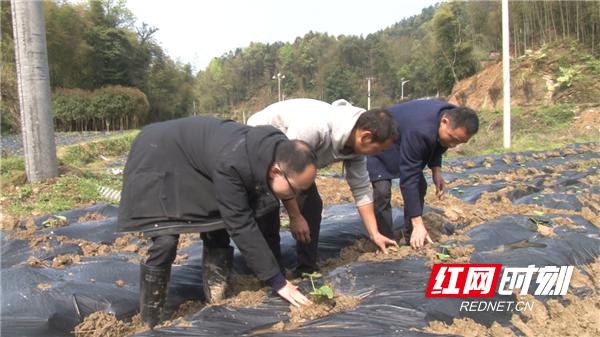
[245,125,288,186]
[435,103,457,145]
[329,99,366,155]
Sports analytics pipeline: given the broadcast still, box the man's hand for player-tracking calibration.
[276,280,312,307]
[290,214,311,244]
[371,232,399,254]
[410,222,433,250]
[431,167,445,199]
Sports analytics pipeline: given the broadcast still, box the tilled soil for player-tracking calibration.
[3,144,598,337]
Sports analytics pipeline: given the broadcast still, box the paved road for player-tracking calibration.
[1,131,128,156]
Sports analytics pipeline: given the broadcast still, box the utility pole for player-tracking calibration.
[11,0,58,182]
[401,77,410,101]
[272,72,285,102]
[366,77,374,110]
[502,0,511,148]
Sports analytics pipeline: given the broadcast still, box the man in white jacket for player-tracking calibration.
[248,98,399,275]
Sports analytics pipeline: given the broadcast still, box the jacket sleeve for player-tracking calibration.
[427,145,444,169]
[212,164,281,282]
[398,130,429,218]
[343,156,374,206]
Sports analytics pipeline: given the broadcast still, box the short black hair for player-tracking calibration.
[274,140,317,175]
[354,108,399,143]
[443,106,480,136]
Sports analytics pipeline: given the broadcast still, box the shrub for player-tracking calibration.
[53,86,149,131]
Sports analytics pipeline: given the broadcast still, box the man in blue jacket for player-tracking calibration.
[367,100,479,249]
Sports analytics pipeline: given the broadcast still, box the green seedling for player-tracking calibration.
[436,244,452,260]
[439,244,451,253]
[42,215,68,228]
[302,272,334,299]
[529,217,543,225]
[436,253,451,260]
[529,214,550,226]
[451,187,465,194]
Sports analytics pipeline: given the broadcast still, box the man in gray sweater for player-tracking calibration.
[248,98,399,275]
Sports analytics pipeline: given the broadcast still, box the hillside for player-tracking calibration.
[449,40,600,109]
[445,40,599,156]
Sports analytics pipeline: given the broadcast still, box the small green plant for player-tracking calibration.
[451,187,464,194]
[436,253,451,260]
[42,215,68,228]
[529,211,550,226]
[556,65,580,88]
[302,272,334,300]
[587,58,600,74]
[17,185,33,200]
[436,244,451,260]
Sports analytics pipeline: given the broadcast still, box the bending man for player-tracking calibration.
[248,98,399,275]
[117,116,317,328]
[367,100,479,249]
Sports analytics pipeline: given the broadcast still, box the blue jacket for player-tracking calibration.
[367,100,455,218]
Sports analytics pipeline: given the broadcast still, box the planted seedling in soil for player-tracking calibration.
[529,211,550,226]
[436,244,451,260]
[42,215,68,228]
[302,272,335,306]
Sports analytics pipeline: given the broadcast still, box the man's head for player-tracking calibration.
[347,108,399,155]
[438,106,479,148]
[269,140,317,200]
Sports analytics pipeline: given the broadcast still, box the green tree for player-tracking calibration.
[432,2,478,94]
[44,1,93,88]
[1,1,19,133]
[324,68,355,102]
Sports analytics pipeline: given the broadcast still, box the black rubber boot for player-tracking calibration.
[139,263,170,329]
[202,246,233,303]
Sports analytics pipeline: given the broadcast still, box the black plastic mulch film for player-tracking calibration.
[1,143,598,337]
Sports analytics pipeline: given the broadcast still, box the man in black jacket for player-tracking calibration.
[367,100,479,250]
[117,116,317,328]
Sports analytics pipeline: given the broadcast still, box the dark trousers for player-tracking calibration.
[294,183,323,272]
[372,179,393,238]
[245,183,323,273]
[146,234,179,268]
[372,173,427,242]
[145,184,322,273]
[145,212,283,269]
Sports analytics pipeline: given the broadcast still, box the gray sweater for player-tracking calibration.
[247,98,373,206]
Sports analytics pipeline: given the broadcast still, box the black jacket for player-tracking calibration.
[367,100,454,218]
[117,116,285,281]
